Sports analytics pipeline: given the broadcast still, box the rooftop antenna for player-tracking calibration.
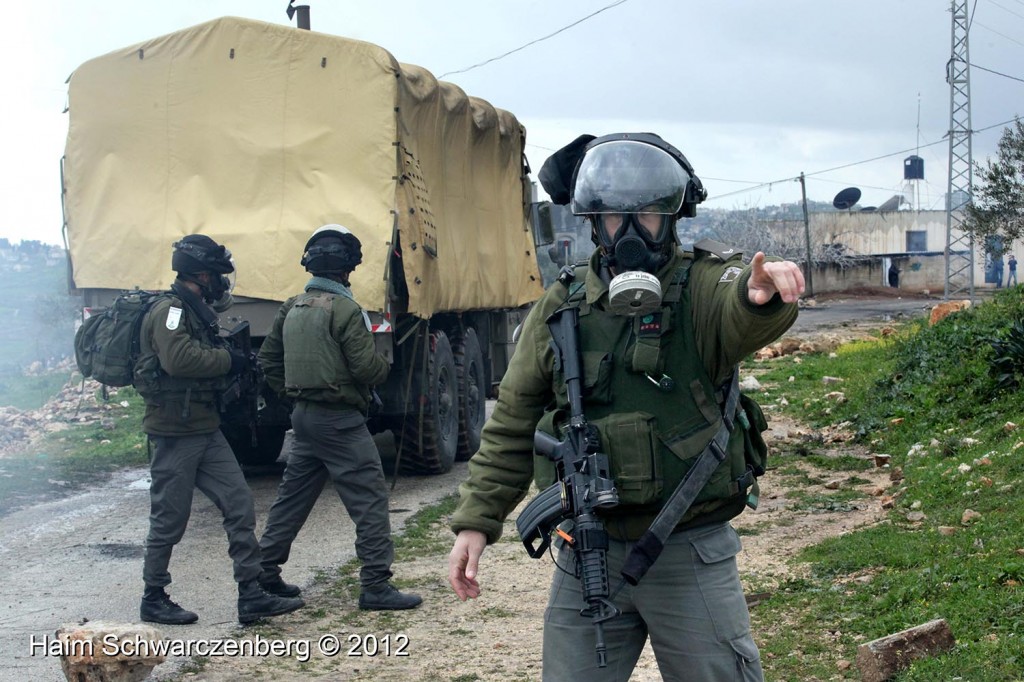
[903,93,923,213]
[916,92,922,157]
[916,93,921,211]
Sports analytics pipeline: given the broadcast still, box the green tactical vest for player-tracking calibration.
[283,291,346,395]
[134,297,227,402]
[533,260,768,534]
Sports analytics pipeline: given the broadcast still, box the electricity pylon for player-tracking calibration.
[944,0,975,300]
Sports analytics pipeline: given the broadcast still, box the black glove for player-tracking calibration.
[227,347,248,376]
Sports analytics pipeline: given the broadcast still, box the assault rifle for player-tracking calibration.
[219,321,263,446]
[515,305,620,668]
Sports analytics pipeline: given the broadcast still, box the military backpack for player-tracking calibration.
[74,290,166,388]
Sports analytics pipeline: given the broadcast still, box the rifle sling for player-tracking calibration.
[619,368,741,587]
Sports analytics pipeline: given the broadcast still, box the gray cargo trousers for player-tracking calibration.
[259,402,394,588]
[542,521,763,681]
[143,431,262,587]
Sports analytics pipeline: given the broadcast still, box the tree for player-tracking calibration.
[965,118,1024,244]
[704,203,856,268]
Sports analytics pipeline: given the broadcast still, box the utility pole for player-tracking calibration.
[799,172,814,298]
[944,0,975,301]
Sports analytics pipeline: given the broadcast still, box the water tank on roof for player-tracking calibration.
[904,155,924,180]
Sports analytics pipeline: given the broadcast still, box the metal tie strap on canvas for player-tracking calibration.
[618,367,741,587]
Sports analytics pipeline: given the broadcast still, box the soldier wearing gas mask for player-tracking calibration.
[135,234,305,626]
[449,134,804,680]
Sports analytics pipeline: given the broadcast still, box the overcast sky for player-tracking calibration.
[2,0,1022,246]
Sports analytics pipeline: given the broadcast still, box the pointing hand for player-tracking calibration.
[747,252,805,305]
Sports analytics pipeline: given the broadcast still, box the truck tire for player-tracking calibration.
[453,328,485,461]
[398,330,458,474]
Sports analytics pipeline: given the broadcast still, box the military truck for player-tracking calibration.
[61,16,550,474]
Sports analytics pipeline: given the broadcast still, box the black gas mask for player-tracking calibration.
[204,273,235,312]
[595,212,675,273]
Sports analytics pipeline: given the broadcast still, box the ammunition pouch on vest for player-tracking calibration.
[134,354,226,401]
[533,259,769,527]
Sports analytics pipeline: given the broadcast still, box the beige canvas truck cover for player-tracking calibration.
[64,16,544,316]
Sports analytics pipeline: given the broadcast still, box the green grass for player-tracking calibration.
[0,385,148,515]
[750,287,1024,681]
[393,494,459,559]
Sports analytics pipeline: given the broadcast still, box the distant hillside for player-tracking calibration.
[0,244,80,376]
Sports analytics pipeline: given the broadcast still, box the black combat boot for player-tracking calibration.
[358,583,423,611]
[140,586,199,625]
[237,580,305,624]
[258,573,302,598]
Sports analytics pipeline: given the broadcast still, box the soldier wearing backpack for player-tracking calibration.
[134,234,304,625]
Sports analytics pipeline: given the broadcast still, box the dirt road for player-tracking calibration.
[790,289,936,334]
[0,433,471,682]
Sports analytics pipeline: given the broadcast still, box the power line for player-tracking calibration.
[705,116,1021,202]
[973,20,1024,48]
[438,0,631,78]
[987,0,1024,21]
[971,61,1024,83]
[702,176,764,187]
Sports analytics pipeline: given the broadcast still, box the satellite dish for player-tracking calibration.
[859,206,877,212]
[832,187,862,210]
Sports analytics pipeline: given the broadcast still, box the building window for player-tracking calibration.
[906,230,927,252]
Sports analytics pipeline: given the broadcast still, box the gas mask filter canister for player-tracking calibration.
[608,271,662,316]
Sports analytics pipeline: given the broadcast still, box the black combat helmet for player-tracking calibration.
[171,234,235,309]
[301,224,363,276]
[171,234,234,275]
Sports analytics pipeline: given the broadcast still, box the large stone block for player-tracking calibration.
[928,300,971,325]
[56,621,165,682]
[855,618,955,682]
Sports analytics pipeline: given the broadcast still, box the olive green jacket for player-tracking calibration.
[136,292,232,436]
[258,286,389,411]
[451,245,799,544]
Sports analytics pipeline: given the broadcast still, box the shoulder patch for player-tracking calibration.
[694,238,743,262]
[165,306,183,331]
[719,266,744,284]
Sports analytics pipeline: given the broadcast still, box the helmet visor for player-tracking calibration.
[571,140,690,216]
